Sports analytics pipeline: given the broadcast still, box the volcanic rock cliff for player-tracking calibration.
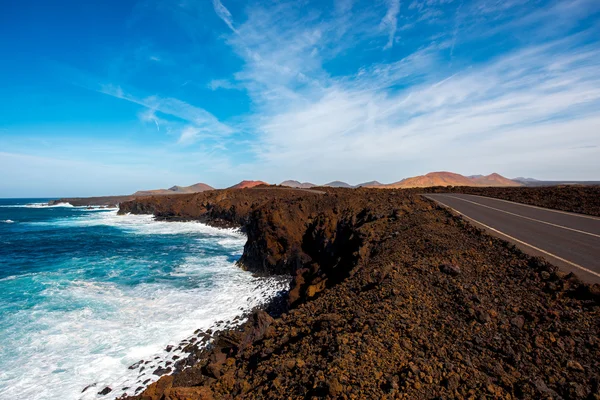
[119,187,402,306]
[119,187,600,400]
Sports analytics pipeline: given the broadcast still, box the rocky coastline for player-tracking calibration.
[116,187,599,399]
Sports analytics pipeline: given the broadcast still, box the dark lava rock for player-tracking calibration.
[153,367,172,376]
[439,263,461,276]
[476,309,491,323]
[97,387,112,395]
[511,315,525,329]
[128,360,143,370]
[117,187,600,400]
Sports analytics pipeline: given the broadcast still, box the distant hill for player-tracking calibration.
[228,180,269,189]
[134,182,214,196]
[280,180,316,189]
[513,177,540,183]
[356,181,383,188]
[386,172,475,188]
[513,178,600,187]
[168,183,214,193]
[385,172,521,188]
[471,173,522,187]
[324,181,353,188]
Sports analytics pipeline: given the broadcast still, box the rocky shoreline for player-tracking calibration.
[114,187,599,399]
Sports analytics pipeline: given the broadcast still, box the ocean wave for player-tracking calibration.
[74,207,120,212]
[0,202,73,208]
[25,202,74,208]
[0,255,288,400]
[1,219,15,223]
[34,210,245,238]
[0,209,286,400]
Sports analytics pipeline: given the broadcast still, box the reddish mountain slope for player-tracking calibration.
[387,172,474,188]
[386,172,521,188]
[228,180,269,189]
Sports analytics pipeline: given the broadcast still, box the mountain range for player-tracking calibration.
[131,172,524,197]
[280,180,317,189]
[279,172,522,189]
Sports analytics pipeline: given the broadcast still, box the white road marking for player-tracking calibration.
[455,194,600,221]
[436,194,600,239]
[428,196,600,279]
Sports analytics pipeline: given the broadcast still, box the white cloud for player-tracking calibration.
[98,84,235,144]
[207,79,236,90]
[381,0,401,50]
[247,37,600,181]
[178,126,203,145]
[199,0,600,182]
[212,0,237,32]
[85,0,600,184]
[138,108,161,131]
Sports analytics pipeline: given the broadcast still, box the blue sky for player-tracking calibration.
[1,0,599,196]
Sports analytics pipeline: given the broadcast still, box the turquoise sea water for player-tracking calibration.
[0,199,286,400]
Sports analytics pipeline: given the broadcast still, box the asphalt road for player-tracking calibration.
[424,193,600,284]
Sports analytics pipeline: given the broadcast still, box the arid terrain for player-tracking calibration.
[115,186,600,400]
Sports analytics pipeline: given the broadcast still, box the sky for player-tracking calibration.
[1,0,599,197]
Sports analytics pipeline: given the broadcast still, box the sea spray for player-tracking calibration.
[0,201,288,400]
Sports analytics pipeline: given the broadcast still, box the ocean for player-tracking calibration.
[0,199,287,400]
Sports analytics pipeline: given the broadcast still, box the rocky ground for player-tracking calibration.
[117,187,600,400]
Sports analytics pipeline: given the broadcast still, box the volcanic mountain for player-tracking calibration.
[133,183,214,196]
[385,172,521,188]
[280,180,316,189]
[356,181,383,188]
[324,181,353,188]
[471,173,522,187]
[228,180,269,189]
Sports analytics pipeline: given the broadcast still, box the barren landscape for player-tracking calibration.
[114,186,600,400]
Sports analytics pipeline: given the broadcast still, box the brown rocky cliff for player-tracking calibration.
[119,188,403,305]
[119,187,600,400]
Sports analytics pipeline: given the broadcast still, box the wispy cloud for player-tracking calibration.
[56,0,600,187]
[212,0,237,32]
[207,79,237,90]
[253,38,600,181]
[99,84,235,144]
[138,108,161,131]
[381,0,401,50]
[200,0,600,182]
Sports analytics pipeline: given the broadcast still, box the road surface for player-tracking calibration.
[424,193,600,284]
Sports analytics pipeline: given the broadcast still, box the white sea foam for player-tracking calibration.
[1,219,15,223]
[32,210,246,239]
[0,239,288,400]
[26,202,74,208]
[0,202,74,208]
[0,210,291,399]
